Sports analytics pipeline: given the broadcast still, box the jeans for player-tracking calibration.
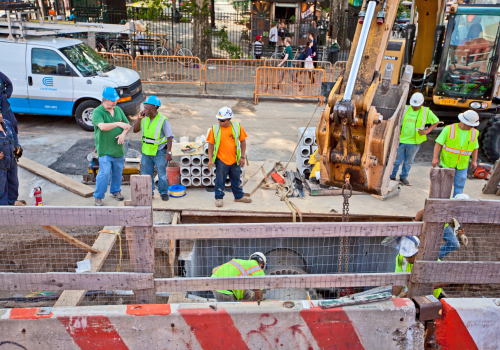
[0,162,18,205]
[453,168,468,198]
[214,158,244,200]
[94,155,124,199]
[391,143,421,179]
[439,225,460,259]
[141,148,168,195]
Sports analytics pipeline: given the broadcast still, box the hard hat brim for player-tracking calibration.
[458,113,480,126]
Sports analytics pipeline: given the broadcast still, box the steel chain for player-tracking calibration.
[338,175,353,297]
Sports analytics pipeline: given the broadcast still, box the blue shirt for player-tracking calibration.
[0,120,18,147]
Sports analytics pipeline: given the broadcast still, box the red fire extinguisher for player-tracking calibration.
[30,187,43,206]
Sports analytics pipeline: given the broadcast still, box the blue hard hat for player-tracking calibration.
[102,86,119,101]
[144,95,161,107]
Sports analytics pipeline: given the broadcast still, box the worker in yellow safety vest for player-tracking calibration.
[390,93,440,186]
[207,107,251,208]
[432,110,479,198]
[133,95,173,201]
[211,252,266,302]
[392,237,445,299]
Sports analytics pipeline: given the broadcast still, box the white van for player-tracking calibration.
[1,36,145,131]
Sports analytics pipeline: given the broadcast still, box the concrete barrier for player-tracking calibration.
[435,298,500,350]
[0,299,423,349]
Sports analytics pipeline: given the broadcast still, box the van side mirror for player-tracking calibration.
[57,63,68,75]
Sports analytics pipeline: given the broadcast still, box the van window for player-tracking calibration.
[32,48,67,75]
[60,43,113,76]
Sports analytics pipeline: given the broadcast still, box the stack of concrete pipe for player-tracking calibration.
[296,127,317,179]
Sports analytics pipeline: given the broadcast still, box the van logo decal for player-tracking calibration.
[42,77,54,87]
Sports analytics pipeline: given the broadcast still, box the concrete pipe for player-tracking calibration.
[202,156,210,166]
[311,145,318,153]
[192,177,202,187]
[203,143,209,156]
[303,168,311,179]
[192,155,202,167]
[202,166,212,177]
[211,177,216,186]
[225,178,231,187]
[181,177,192,187]
[301,158,311,168]
[298,127,316,145]
[303,135,314,146]
[191,166,202,177]
[180,166,191,177]
[299,146,311,157]
[180,155,192,166]
[202,177,212,186]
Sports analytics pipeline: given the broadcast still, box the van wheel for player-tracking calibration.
[75,100,100,132]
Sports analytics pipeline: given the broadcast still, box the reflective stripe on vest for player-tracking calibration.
[212,121,241,163]
[440,123,478,170]
[228,260,247,276]
[246,265,262,275]
[401,106,429,144]
[141,114,168,156]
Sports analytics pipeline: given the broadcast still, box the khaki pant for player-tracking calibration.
[212,290,255,302]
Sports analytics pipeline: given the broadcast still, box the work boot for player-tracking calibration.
[400,178,410,186]
[95,198,103,206]
[161,194,169,201]
[111,192,124,201]
[215,199,223,207]
[235,197,252,203]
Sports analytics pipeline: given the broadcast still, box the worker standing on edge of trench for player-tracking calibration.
[211,252,266,302]
[0,105,21,205]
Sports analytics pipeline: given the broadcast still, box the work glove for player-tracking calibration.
[453,218,468,246]
[14,145,23,161]
[254,289,263,302]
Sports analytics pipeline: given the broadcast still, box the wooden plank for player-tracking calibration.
[483,160,500,195]
[154,273,410,292]
[0,272,153,291]
[54,226,123,307]
[423,198,500,224]
[18,157,95,198]
[42,225,99,253]
[429,168,455,199]
[153,221,423,240]
[169,212,181,278]
[0,206,152,226]
[411,261,500,284]
[243,159,279,197]
[128,175,155,304]
[171,141,204,157]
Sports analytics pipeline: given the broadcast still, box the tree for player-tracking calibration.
[181,0,212,61]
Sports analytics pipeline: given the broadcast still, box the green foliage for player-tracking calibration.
[397,2,408,19]
[180,0,210,16]
[216,26,245,59]
[290,15,295,23]
[130,0,171,21]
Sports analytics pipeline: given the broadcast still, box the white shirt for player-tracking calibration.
[254,41,262,54]
[269,26,278,42]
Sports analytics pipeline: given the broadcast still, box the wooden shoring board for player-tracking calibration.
[54,226,123,307]
[429,168,455,199]
[0,206,152,226]
[18,157,95,197]
[243,159,280,197]
[423,198,500,224]
[0,272,153,291]
[155,272,410,292]
[483,160,500,195]
[42,225,99,254]
[153,221,423,240]
[169,212,181,278]
[411,261,500,284]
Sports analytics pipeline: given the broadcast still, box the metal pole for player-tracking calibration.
[409,0,415,25]
[342,0,376,102]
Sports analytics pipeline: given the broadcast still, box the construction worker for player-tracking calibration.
[133,95,173,201]
[211,252,266,302]
[392,237,444,299]
[92,87,131,206]
[0,105,21,205]
[432,110,479,198]
[390,93,440,186]
[207,107,252,208]
[0,71,18,135]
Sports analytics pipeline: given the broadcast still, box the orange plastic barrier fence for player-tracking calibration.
[265,59,332,72]
[135,55,203,92]
[204,59,267,91]
[254,66,326,104]
[99,52,136,71]
[330,61,347,81]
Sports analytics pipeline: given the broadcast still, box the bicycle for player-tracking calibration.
[153,34,193,64]
[268,46,304,65]
[95,34,130,60]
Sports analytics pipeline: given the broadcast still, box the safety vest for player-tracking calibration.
[396,254,442,299]
[212,121,241,163]
[211,259,264,300]
[141,113,169,156]
[401,106,429,144]
[440,123,478,170]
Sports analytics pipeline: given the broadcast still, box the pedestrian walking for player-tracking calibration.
[276,37,302,89]
[308,32,318,65]
[432,110,479,198]
[0,105,21,206]
[390,93,440,185]
[0,71,18,135]
[303,40,315,84]
[92,87,131,206]
[207,107,252,208]
[254,35,263,59]
[133,96,173,201]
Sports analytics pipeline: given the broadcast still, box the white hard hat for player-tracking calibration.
[410,93,425,107]
[458,110,480,127]
[454,193,470,200]
[399,236,420,258]
[249,252,267,270]
[217,107,233,120]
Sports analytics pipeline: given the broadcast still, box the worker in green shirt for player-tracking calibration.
[211,252,266,302]
[92,87,131,206]
[390,93,440,186]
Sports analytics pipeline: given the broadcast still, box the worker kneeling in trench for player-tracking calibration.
[211,252,266,302]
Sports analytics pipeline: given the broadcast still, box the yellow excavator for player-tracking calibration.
[317,0,500,195]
